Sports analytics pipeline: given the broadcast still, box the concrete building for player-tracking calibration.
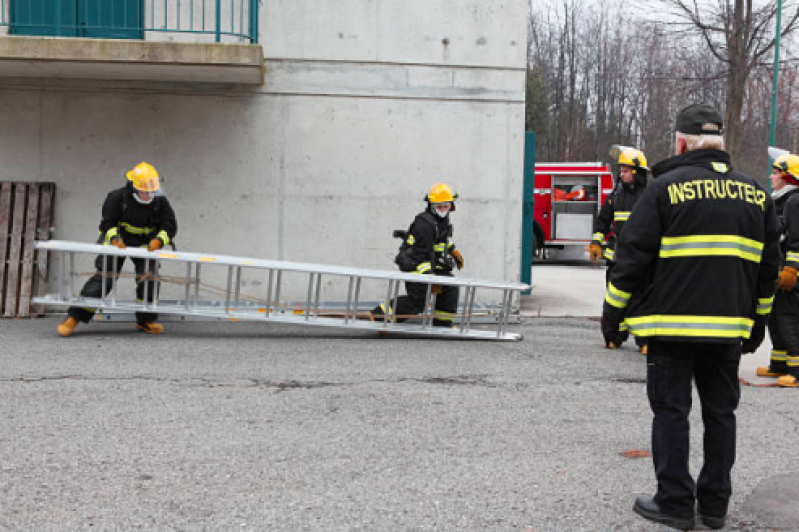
[0,0,528,305]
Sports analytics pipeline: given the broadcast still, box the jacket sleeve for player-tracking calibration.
[604,182,663,310]
[99,191,124,243]
[756,196,780,317]
[409,217,435,274]
[592,196,614,245]
[155,197,178,246]
[782,197,799,270]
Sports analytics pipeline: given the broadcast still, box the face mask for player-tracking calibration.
[433,204,450,218]
[133,191,155,205]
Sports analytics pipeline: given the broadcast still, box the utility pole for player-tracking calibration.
[768,0,784,192]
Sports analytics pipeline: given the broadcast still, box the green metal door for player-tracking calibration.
[77,0,143,39]
[519,131,536,293]
[10,0,78,36]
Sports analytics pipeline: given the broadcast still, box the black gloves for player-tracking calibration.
[742,315,766,354]
[601,301,624,348]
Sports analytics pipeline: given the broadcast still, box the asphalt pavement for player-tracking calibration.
[0,265,796,531]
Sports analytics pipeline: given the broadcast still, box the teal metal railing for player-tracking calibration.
[1,0,259,43]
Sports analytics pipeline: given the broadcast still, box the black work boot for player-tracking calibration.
[697,506,726,529]
[633,496,695,531]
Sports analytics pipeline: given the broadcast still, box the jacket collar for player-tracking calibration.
[651,149,732,178]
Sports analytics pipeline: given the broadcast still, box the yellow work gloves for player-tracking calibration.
[110,237,126,249]
[777,266,798,291]
[148,239,163,252]
[452,249,464,270]
[589,244,602,265]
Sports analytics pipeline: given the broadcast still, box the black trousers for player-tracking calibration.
[647,339,741,519]
[68,254,160,324]
[372,274,459,327]
[767,288,799,375]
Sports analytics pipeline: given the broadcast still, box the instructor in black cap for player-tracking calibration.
[601,104,779,530]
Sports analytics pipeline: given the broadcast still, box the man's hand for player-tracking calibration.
[110,237,126,249]
[742,316,766,354]
[451,250,464,270]
[776,266,798,292]
[589,244,602,265]
[148,238,163,252]
[431,284,443,295]
[601,301,624,348]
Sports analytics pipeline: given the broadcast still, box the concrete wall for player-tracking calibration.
[0,0,528,304]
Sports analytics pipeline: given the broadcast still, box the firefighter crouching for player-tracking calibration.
[759,149,799,387]
[371,183,464,326]
[57,162,178,337]
[591,145,649,352]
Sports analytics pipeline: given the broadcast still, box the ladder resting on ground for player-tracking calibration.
[33,241,528,341]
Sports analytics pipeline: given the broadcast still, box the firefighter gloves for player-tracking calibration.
[148,238,164,252]
[452,249,464,270]
[742,316,767,354]
[776,266,798,291]
[111,237,126,249]
[589,244,602,265]
[601,301,624,349]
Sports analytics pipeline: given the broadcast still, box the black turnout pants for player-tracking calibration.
[768,288,799,375]
[372,274,459,327]
[647,339,741,519]
[68,254,160,324]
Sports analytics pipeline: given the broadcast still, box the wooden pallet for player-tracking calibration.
[0,182,56,318]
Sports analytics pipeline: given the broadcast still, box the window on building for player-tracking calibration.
[10,0,143,39]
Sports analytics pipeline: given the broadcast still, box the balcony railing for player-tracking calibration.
[1,0,259,44]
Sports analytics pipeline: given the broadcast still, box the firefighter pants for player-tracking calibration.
[371,276,459,327]
[647,339,740,520]
[68,254,160,324]
[767,288,799,376]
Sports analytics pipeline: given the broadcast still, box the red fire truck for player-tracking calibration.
[532,162,615,260]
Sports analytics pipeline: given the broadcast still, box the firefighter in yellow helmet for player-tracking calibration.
[57,162,178,337]
[591,146,650,351]
[758,149,799,387]
[370,183,464,326]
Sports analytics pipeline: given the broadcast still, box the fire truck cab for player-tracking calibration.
[532,163,615,260]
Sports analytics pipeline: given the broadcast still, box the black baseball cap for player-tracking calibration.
[676,104,724,135]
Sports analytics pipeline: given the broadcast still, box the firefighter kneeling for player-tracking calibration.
[57,162,178,337]
[371,183,464,326]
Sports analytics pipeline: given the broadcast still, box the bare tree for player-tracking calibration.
[651,0,799,162]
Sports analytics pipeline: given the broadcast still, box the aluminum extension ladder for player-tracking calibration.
[33,241,529,341]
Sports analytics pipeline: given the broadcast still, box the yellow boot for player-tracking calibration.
[137,321,165,334]
[777,374,799,388]
[56,317,79,337]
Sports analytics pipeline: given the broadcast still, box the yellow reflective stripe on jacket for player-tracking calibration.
[447,240,454,249]
[433,243,447,252]
[120,222,155,235]
[104,227,119,243]
[788,356,799,368]
[659,235,764,262]
[592,232,605,243]
[786,251,799,268]
[434,310,455,321]
[156,230,170,246]
[614,211,631,222]
[416,262,432,273]
[619,322,629,332]
[605,282,631,309]
[757,296,774,315]
[624,315,754,338]
[406,235,416,245]
[771,350,787,361]
[603,248,615,260]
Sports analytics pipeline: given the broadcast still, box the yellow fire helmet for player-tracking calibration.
[609,145,649,171]
[126,161,161,192]
[770,147,799,180]
[425,182,458,210]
